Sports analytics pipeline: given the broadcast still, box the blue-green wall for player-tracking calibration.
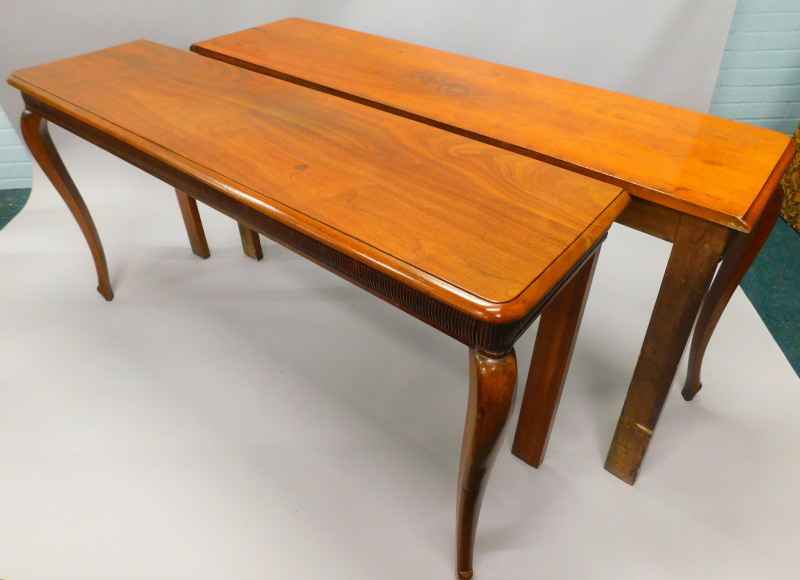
[0,107,32,190]
[709,0,800,134]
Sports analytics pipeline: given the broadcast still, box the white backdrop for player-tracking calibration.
[2,0,736,130]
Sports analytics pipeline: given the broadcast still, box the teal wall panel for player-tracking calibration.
[710,0,800,134]
[0,107,32,190]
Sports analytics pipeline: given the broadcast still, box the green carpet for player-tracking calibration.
[740,217,800,376]
[0,187,31,231]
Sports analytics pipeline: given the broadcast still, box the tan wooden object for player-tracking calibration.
[193,17,792,231]
[191,18,797,484]
[9,41,627,578]
[10,41,626,322]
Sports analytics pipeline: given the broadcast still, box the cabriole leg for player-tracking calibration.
[457,348,517,579]
[682,186,783,400]
[21,109,113,300]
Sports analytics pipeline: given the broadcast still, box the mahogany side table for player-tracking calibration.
[9,41,628,578]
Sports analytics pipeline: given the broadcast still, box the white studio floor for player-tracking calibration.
[2,131,800,580]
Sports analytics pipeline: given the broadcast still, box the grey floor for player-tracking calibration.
[2,132,800,579]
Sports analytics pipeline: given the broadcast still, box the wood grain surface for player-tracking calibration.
[192,18,795,231]
[9,41,626,323]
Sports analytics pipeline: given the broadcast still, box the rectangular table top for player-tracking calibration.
[192,18,795,232]
[9,41,626,323]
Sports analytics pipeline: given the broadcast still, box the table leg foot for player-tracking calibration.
[511,251,599,467]
[21,109,114,301]
[457,349,517,579]
[682,382,702,402]
[681,186,783,401]
[604,215,729,484]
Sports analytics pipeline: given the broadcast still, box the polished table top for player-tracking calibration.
[193,17,795,231]
[190,17,797,487]
[9,40,626,323]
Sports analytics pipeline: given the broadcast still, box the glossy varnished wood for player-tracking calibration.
[511,252,598,467]
[175,188,211,258]
[20,110,113,300]
[20,93,603,357]
[604,216,731,484]
[191,19,797,484]
[192,18,794,232]
[458,349,517,579]
[10,42,628,579]
[9,41,625,324]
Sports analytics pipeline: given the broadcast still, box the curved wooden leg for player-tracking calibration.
[21,109,113,300]
[604,215,730,485]
[511,251,599,467]
[682,186,784,400]
[175,189,210,258]
[238,222,263,261]
[457,349,517,579]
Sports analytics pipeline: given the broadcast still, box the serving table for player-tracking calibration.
[190,18,797,484]
[9,40,628,578]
